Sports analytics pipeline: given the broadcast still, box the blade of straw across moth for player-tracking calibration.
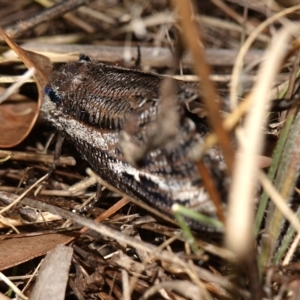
[0,28,52,147]
[170,0,234,174]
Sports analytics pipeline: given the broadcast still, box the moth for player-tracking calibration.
[42,54,227,229]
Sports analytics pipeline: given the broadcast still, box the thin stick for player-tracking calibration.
[0,272,28,300]
[3,0,93,39]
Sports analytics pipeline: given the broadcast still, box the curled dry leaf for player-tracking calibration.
[0,28,52,148]
[0,102,37,147]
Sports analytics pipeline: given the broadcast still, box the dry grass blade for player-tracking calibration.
[230,3,300,108]
[282,229,300,265]
[226,26,295,258]
[0,68,35,104]
[3,43,266,68]
[0,273,28,300]
[0,173,48,215]
[259,170,300,236]
[64,197,130,245]
[3,0,93,39]
[170,0,234,173]
[140,280,209,300]
[0,150,76,166]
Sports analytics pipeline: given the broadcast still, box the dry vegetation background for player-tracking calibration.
[1,0,300,299]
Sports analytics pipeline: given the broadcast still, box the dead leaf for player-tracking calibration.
[0,102,37,147]
[0,233,75,271]
[30,245,73,300]
[0,28,52,148]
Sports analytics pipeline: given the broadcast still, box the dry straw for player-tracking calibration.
[226,25,299,258]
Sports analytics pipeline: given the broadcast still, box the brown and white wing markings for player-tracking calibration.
[42,56,226,228]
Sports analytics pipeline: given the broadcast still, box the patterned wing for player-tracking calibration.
[42,56,227,228]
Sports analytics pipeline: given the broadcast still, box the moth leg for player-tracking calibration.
[48,132,65,176]
[78,182,103,214]
[74,186,103,214]
[134,44,141,68]
[85,182,103,211]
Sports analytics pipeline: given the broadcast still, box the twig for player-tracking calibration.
[3,0,93,38]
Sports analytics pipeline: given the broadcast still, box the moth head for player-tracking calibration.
[79,53,91,63]
[41,85,62,125]
[44,86,61,104]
